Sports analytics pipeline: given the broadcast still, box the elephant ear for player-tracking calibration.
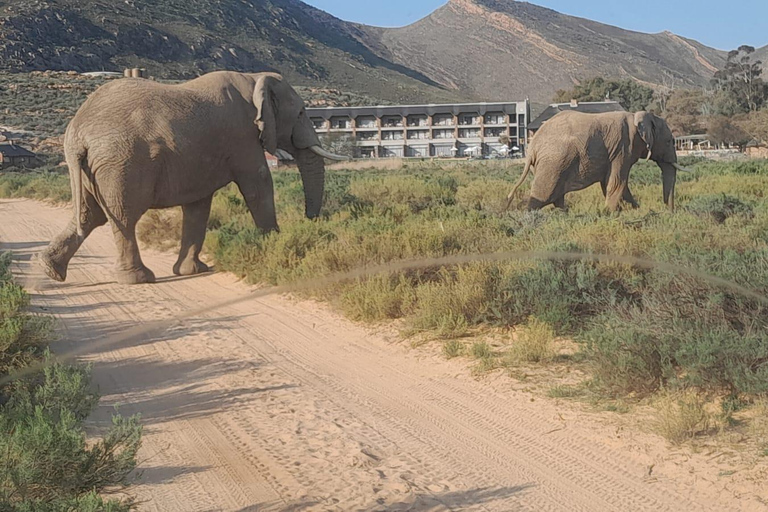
[634,111,655,159]
[253,75,278,155]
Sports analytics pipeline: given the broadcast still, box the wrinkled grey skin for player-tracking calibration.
[40,71,327,285]
[507,111,681,212]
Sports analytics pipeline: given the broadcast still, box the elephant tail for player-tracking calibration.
[504,154,534,211]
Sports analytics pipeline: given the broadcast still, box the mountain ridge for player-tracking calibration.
[0,0,763,104]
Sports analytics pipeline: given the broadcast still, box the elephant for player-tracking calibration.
[505,110,691,212]
[39,71,347,285]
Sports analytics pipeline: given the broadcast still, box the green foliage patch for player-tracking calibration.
[0,252,142,511]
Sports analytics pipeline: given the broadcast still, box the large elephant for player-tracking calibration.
[39,71,346,285]
[506,111,690,211]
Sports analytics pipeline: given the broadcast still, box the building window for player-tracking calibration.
[407,130,429,140]
[406,146,428,157]
[356,116,377,129]
[357,132,377,141]
[485,113,506,125]
[433,129,454,139]
[358,147,376,158]
[433,114,454,127]
[407,115,428,127]
[381,116,403,128]
[517,114,526,127]
[484,127,505,138]
[382,131,403,141]
[458,128,480,138]
[458,114,479,125]
[311,118,326,130]
[380,147,402,158]
[330,117,351,129]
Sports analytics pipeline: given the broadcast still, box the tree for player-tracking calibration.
[711,45,767,113]
[707,116,751,150]
[319,133,356,159]
[665,89,708,136]
[735,109,768,144]
[554,77,655,112]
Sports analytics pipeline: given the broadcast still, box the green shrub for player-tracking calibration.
[686,194,754,224]
[0,172,71,203]
[0,252,142,510]
[442,339,465,359]
[506,316,556,364]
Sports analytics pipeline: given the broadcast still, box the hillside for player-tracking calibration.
[0,0,761,104]
[0,0,464,104]
[358,0,729,102]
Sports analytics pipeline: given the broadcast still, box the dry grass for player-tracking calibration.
[326,158,405,171]
[652,390,712,445]
[505,317,556,364]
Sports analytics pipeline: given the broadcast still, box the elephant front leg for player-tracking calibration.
[236,164,279,233]
[173,195,213,276]
[39,190,107,282]
[109,217,155,285]
[604,163,631,212]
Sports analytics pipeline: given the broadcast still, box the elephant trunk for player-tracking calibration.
[659,162,677,212]
[295,149,326,219]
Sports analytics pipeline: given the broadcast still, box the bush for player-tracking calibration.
[506,317,556,364]
[685,194,754,224]
[0,252,142,510]
[652,390,711,444]
[0,172,71,203]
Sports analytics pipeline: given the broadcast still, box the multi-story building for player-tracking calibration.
[307,101,530,159]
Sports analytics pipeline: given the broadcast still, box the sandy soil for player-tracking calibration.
[1,198,765,512]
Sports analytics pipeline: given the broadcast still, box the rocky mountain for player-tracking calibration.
[358,0,731,102]
[0,0,463,104]
[0,0,761,104]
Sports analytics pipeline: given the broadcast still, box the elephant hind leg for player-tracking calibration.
[39,189,107,282]
[108,216,155,285]
[173,194,213,276]
[623,187,640,209]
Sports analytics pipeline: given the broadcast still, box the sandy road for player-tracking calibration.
[0,198,761,512]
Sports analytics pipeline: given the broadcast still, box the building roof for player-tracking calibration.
[675,134,708,141]
[306,101,526,119]
[528,101,625,131]
[0,143,36,158]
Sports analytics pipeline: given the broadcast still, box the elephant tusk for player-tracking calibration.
[309,145,350,161]
[646,147,652,161]
[673,163,693,173]
[274,149,294,161]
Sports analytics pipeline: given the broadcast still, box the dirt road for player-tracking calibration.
[1,198,761,511]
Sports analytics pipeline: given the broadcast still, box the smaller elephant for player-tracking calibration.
[39,71,347,285]
[506,111,691,212]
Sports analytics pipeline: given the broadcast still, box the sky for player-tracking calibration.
[303,0,768,51]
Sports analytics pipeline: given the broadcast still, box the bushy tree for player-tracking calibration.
[711,45,767,113]
[707,116,751,149]
[319,133,356,159]
[664,89,708,136]
[554,77,655,112]
[735,109,768,143]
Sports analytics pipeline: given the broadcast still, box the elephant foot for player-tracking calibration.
[173,258,210,276]
[38,252,67,282]
[116,266,156,285]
